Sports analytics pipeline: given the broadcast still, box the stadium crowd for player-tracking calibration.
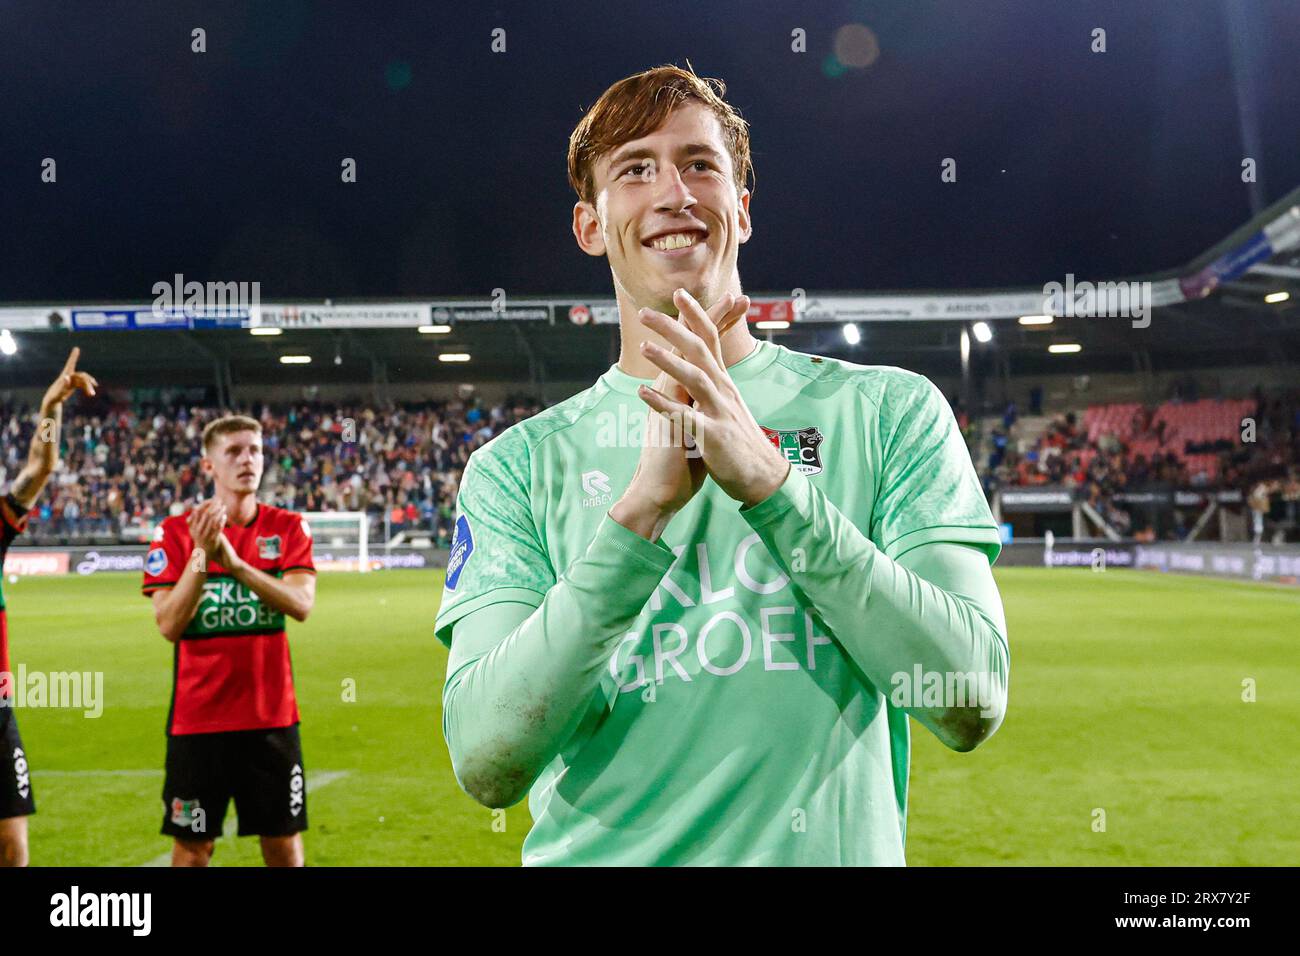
[0,395,543,545]
[3,384,1297,546]
[974,387,1300,541]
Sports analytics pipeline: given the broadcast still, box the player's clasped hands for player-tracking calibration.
[637,288,791,508]
[625,292,751,516]
[187,499,228,564]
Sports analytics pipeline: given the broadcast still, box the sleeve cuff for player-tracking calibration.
[738,464,813,530]
[594,511,678,574]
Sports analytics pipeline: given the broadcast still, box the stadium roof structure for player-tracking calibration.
[2,186,1298,399]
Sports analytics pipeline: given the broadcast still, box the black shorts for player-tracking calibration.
[161,724,306,840]
[0,707,36,820]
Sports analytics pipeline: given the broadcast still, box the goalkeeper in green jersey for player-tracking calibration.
[435,64,1009,866]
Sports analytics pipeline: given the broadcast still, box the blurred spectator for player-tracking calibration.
[1248,480,1274,545]
[1282,469,1300,527]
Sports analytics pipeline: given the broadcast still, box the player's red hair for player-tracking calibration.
[567,63,754,206]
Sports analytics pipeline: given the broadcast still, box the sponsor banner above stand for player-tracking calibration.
[1187,202,1300,298]
[799,291,1053,322]
[257,303,432,329]
[0,307,73,330]
[1260,202,1300,255]
[564,302,619,325]
[797,283,1187,323]
[1000,486,1246,513]
[566,300,799,327]
[1180,229,1274,301]
[1147,278,1186,308]
[999,488,1077,511]
[748,300,795,324]
[71,307,247,331]
[1112,488,1248,508]
[431,304,552,324]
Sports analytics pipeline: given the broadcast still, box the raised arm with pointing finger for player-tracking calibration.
[1,346,96,868]
[8,347,98,509]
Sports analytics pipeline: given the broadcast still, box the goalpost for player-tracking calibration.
[302,511,371,573]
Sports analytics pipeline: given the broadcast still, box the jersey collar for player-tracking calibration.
[228,503,261,529]
[600,338,779,396]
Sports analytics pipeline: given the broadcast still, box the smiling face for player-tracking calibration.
[573,102,752,315]
[202,429,264,496]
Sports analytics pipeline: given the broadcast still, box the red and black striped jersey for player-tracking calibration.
[142,503,315,735]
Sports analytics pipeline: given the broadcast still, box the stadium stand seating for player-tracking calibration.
[2,388,1295,546]
[0,398,542,546]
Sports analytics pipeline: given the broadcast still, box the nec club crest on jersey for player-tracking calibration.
[760,425,825,476]
[257,535,282,560]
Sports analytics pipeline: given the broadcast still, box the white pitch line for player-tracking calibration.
[138,770,351,868]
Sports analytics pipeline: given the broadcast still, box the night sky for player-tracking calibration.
[2,0,1297,303]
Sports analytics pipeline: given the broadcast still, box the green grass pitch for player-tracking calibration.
[5,567,1297,865]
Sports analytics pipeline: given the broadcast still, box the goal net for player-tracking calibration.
[301,511,371,573]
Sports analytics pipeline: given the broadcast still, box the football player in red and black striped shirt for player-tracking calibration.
[143,414,316,867]
[1,348,98,867]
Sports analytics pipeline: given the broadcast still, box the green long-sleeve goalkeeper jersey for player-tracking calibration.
[435,339,1008,865]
